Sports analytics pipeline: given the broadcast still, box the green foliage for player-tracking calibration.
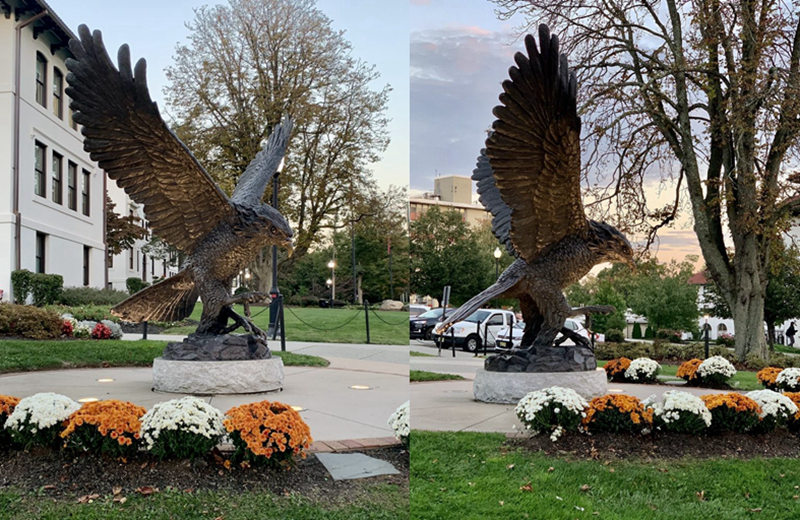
[0,303,63,339]
[106,196,147,256]
[410,370,465,382]
[126,277,150,295]
[410,207,496,305]
[58,287,128,306]
[10,270,32,304]
[632,322,643,339]
[716,333,735,347]
[604,329,625,342]
[29,273,63,306]
[146,429,220,460]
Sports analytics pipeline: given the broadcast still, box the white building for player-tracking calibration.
[0,0,105,300]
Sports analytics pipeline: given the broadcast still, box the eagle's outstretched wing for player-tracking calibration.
[485,25,588,263]
[65,25,233,254]
[231,118,293,205]
[473,148,516,257]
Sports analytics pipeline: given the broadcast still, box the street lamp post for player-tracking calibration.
[493,247,502,279]
[327,260,336,304]
[704,314,710,359]
[268,157,285,335]
[326,278,333,307]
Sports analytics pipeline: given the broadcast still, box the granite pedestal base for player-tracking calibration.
[473,367,607,404]
[152,357,284,395]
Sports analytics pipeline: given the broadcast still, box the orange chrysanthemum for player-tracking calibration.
[677,359,703,381]
[582,394,653,432]
[61,399,146,447]
[783,392,800,421]
[0,395,20,417]
[700,392,762,432]
[757,367,783,389]
[603,358,631,381]
[700,393,761,414]
[224,401,312,465]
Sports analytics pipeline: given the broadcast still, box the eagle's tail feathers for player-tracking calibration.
[111,270,199,323]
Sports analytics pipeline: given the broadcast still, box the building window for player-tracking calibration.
[35,52,47,107]
[35,233,46,273]
[83,246,90,286]
[108,251,114,268]
[69,106,77,130]
[51,152,62,204]
[34,142,46,197]
[81,169,90,216]
[52,68,63,119]
[67,161,77,210]
[129,247,134,269]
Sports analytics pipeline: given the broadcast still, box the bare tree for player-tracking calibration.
[493,0,800,359]
[164,0,390,290]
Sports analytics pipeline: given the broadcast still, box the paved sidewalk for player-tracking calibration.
[0,342,408,445]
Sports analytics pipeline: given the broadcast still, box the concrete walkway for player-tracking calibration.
[0,341,409,445]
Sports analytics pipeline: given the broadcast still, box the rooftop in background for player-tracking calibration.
[688,271,709,285]
[409,175,489,227]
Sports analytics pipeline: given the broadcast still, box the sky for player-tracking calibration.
[46,0,409,191]
[409,0,703,266]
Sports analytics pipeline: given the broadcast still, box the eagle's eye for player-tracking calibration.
[270,225,278,235]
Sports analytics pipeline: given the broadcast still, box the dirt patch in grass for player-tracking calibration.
[0,445,408,505]
[508,429,800,461]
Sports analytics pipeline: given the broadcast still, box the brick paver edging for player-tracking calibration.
[308,437,400,453]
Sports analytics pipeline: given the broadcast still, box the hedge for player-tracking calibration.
[0,303,63,339]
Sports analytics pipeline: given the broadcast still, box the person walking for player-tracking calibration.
[788,321,797,347]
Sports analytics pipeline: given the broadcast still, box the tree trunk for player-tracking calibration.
[731,276,767,361]
[766,322,776,351]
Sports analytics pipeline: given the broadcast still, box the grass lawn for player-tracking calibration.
[410,351,433,357]
[411,431,800,520]
[598,360,763,391]
[410,370,464,382]
[772,344,800,355]
[0,339,328,374]
[0,484,406,519]
[162,304,408,345]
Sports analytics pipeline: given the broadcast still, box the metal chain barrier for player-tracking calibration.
[368,308,409,326]
[283,305,363,331]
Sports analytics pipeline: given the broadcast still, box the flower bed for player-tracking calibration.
[603,357,631,382]
[676,358,702,383]
[515,387,588,441]
[757,367,783,391]
[139,396,226,459]
[644,390,711,434]
[745,390,798,433]
[4,393,80,448]
[784,392,800,432]
[695,356,737,387]
[0,395,21,448]
[624,357,661,383]
[61,400,146,457]
[224,401,312,467]
[700,393,761,433]
[388,401,410,446]
[776,368,800,392]
[582,394,652,434]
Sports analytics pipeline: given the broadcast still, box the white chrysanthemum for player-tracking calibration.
[388,401,409,440]
[4,392,80,432]
[776,368,800,390]
[515,386,588,440]
[139,396,225,450]
[624,357,661,382]
[745,389,798,420]
[697,356,736,378]
[647,390,711,427]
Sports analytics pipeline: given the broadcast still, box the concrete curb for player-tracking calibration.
[308,437,401,453]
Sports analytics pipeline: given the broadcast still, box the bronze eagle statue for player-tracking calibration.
[436,26,634,363]
[65,25,293,340]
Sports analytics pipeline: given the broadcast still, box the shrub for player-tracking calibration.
[776,368,800,392]
[603,357,631,382]
[61,400,146,457]
[51,305,117,322]
[757,367,784,391]
[139,397,225,459]
[91,322,112,339]
[0,395,21,448]
[61,319,73,337]
[624,357,661,383]
[644,391,711,434]
[388,401,410,446]
[59,287,128,306]
[101,320,123,339]
[695,356,737,387]
[604,329,625,343]
[656,329,683,344]
[126,277,150,295]
[632,322,643,339]
[582,394,653,434]
[716,333,735,347]
[745,390,799,433]
[0,303,63,339]
[700,393,761,433]
[10,269,32,304]
[677,358,702,383]
[29,273,63,306]
[515,387,588,441]
[224,401,313,467]
[4,393,80,449]
[783,392,800,433]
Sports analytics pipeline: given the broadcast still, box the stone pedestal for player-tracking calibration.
[473,368,607,404]
[152,357,284,394]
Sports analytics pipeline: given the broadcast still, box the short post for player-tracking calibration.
[482,321,489,356]
[451,327,456,357]
[278,295,286,352]
[364,300,370,344]
[142,321,148,340]
[704,323,710,359]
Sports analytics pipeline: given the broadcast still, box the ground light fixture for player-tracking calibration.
[78,397,99,403]
[96,378,114,383]
[349,385,372,390]
[290,405,304,412]
[608,388,623,393]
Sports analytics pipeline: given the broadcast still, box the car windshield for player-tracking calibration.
[514,321,525,329]
[464,310,491,323]
[417,308,445,319]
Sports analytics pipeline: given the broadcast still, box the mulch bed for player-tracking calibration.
[0,445,408,503]
[507,430,800,461]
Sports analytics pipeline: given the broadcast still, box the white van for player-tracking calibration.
[432,308,516,352]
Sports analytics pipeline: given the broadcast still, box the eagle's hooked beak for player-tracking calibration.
[284,239,294,258]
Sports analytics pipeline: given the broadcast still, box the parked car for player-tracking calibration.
[494,318,590,350]
[410,308,453,340]
[409,304,430,317]
[432,308,516,352]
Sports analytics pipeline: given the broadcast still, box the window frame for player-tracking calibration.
[81,169,90,216]
[35,52,47,108]
[52,67,63,119]
[67,161,77,210]
[51,151,62,204]
[34,141,46,197]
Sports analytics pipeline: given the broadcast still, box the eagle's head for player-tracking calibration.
[254,204,294,254]
[588,221,634,268]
